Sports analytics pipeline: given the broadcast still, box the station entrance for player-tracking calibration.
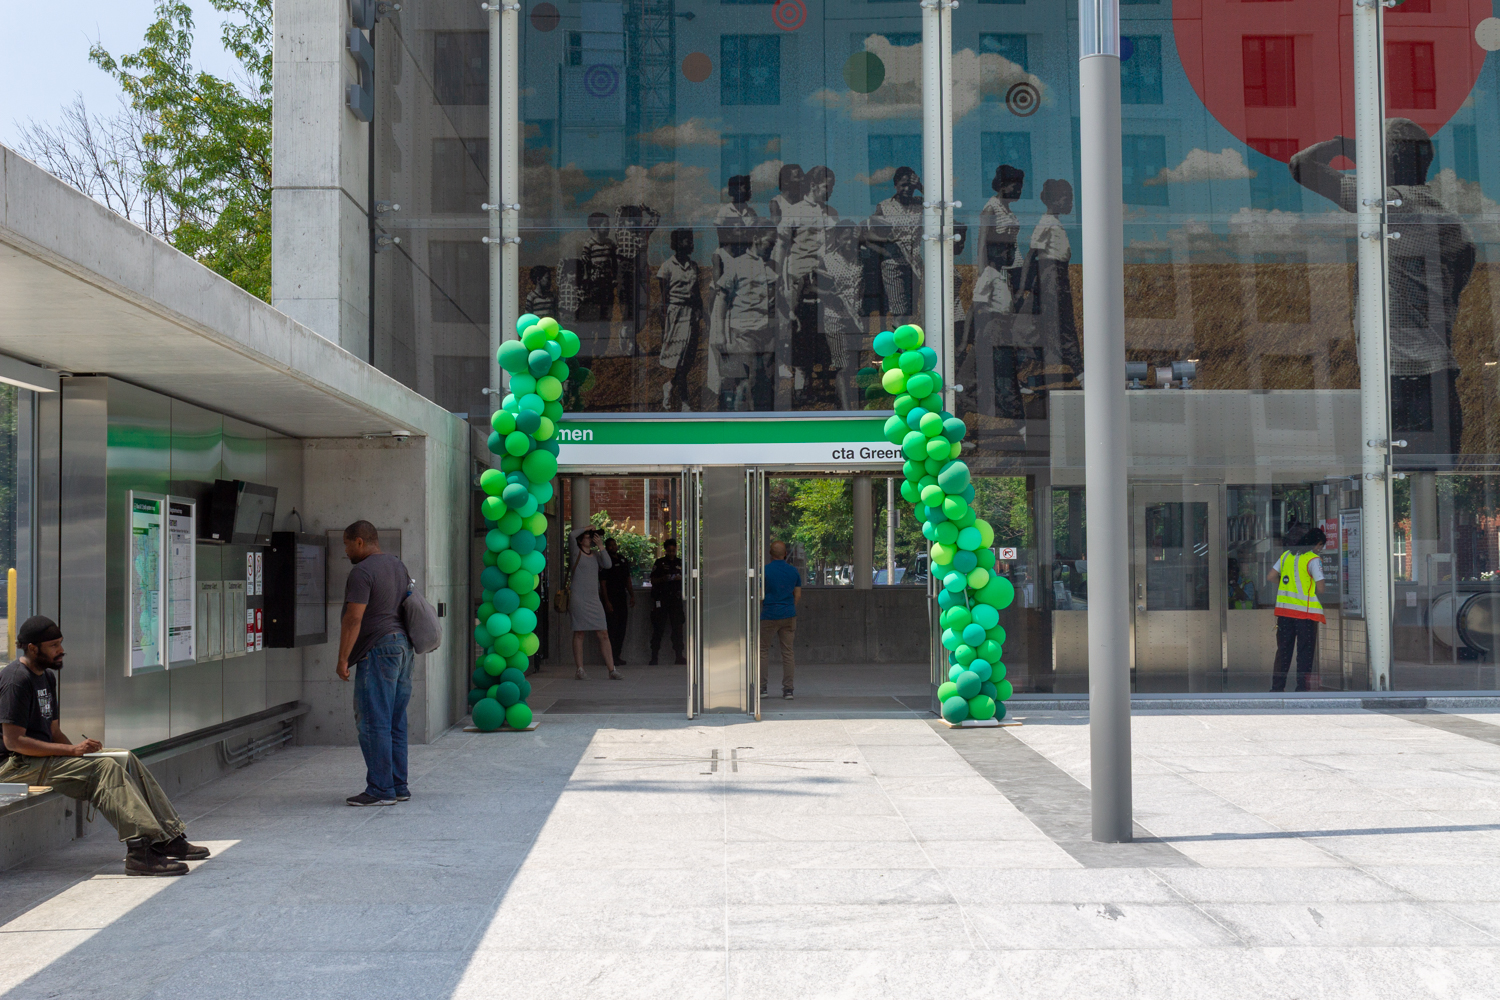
[533,466,933,718]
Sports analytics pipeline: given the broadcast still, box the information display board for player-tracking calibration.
[166,499,197,666]
[223,579,247,658]
[128,492,166,675]
[1340,509,1364,619]
[197,580,223,660]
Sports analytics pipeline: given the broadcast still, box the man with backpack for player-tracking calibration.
[336,520,416,806]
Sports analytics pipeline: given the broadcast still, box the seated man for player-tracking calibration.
[0,616,209,876]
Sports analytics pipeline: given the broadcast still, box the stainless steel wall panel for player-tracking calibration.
[222,419,268,719]
[103,379,172,749]
[222,541,267,720]
[36,387,60,622]
[699,466,747,713]
[169,399,221,505]
[57,379,107,744]
[169,660,223,736]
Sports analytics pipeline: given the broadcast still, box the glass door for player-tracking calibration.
[682,468,701,717]
[1132,484,1224,693]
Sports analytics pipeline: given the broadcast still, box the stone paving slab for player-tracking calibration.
[2,709,1499,999]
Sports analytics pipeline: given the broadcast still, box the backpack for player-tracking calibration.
[402,580,442,654]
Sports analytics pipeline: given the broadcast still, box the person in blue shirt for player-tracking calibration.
[760,540,802,699]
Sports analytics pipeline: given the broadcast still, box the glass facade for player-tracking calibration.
[374,0,1500,694]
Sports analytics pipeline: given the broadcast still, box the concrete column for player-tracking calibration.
[271,0,370,357]
[853,477,873,590]
[1079,0,1133,844]
[571,476,591,560]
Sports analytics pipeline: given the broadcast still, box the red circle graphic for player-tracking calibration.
[772,0,806,32]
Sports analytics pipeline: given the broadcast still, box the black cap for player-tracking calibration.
[17,616,61,646]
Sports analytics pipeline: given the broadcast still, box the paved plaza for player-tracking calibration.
[4,705,1500,999]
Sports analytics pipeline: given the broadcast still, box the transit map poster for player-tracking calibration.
[128,492,165,674]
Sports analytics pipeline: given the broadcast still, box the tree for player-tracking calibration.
[88,0,273,299]
[14,95,182,240]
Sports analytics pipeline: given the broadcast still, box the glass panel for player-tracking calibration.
[1143,502,1210,610]
[0,385,34,656]
[517,0,923,412]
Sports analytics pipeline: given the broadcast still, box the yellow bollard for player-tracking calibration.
[7,568,16,658]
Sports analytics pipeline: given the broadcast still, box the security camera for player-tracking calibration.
[390,429,411,443]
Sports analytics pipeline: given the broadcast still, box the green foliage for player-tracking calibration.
[91,0,273,299]
[973,478,1031,549]
[589,511,659,583]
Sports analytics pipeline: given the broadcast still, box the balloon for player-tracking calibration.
[472,698,505,731]
[977,519,996,548]
[884,415,907,444]
[996,679,1014,701]
[980,681,998,700]
[934,522,959,546]
[510,374,537,397]
[519,393,545,413]
[937,461,970,493]
[919,411,944,437]
[968,695,997,721]
[505,432,531,457]
[506,650,530,671]
[873,330,897,357]
[967,567,991,590]
[515,410,541,435]
[941,606,971,630]
[496,550,522,574]
[954,644,977,665]
[476,601,496,623]
[538,316,560,336]
[941,695,969,723]
[937,680,959,702]
[976,575,1015,609]
[516,312,540,334]
[484,528,507,553]
[479,468,506,495]
[486,431,503,455]
[953,550,977,574]
[468,688,485,706]
[894,324,924,350]
[942,496,968,521]
[978,639,1003,663]
[510,530,536,555]
[518,496,539,518]
[901,430,927,461]
[972,604,1000,630]
[948,663,965,681]
[942,416,967,442]
[920,484,945,507]
[882,369,907,394]
[499,667,527,686]
[485,612,512,637]
[498,510,524,534]
[961,623,986,647]
[496,681,521,707]
[970,660,993,683]
[529,349,553,377]
[955,670,981,699]
[899,351,925,375]
[537,375,563,401]
[480,566,503,591]
[470,666,490,688]
[908,373,935,398]
[498,340,530,374]
[523,449,558,483]
[560,330,581,357]
[957,526,982,551]
[481,496,505,521]
[941,628,963,651]
[509,569,536,592]
[503,482,530,509]
[483,652,505,675]
[505,702,534,730]
[511,607,538,633]
[522,326,549,350]
[924,437,949,461]
[520,549,546,574]
[519,632,540,655]
[495,633,520,657]
[894,395,919,418]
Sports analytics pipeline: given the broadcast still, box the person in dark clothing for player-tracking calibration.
[0,616,209,876]
[336,520,416,807]
[649,539,686,665]
[601,537,635,665]
[1266,527,1327,693]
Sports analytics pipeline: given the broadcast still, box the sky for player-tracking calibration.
[0,0,240,147]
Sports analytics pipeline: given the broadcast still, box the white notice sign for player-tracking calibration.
[167,499,196,665]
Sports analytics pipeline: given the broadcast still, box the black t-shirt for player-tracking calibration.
[602,554,632,597]
[344,551,411,666]
[0,658,59,763]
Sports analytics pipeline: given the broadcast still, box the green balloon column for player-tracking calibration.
[467,313,579,731]
[872,324,1017,724]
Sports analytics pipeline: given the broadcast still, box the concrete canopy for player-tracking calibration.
[0,146,458,441]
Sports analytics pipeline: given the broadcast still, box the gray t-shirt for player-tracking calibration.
[344,551,411,664]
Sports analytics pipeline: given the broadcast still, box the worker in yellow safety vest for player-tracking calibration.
[1265,526,1327,692]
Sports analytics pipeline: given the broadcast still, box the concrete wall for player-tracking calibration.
[298,426,470,745]
[272,0,370,356]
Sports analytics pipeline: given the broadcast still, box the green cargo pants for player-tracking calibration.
[0,750,185,844]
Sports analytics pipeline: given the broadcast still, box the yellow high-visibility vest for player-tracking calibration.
[1275,550,1325,622]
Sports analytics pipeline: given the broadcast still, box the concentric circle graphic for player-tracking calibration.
[1005,81,1039,118]
[772,0,806,32]
[583,64,619,98]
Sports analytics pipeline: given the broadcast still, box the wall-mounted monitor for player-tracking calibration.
[204,479,278,546]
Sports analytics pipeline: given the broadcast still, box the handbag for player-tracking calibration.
[553,555,572,613]
[401,581,442,654]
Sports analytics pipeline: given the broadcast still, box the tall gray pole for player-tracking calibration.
[1352,0,1394,690]
[1079,0,1132,843]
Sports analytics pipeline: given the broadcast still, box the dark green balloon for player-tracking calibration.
[496,681,521,707]
[472,697,506,731]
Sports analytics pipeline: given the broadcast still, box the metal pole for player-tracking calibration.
[921,0,954,407]
[487,3,501,408]
[1353,0,1394,690]
[853,476,873,590]
[887,477,897,585]
[1080,0,1133,843]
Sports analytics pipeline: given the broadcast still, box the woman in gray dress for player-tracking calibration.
[570,528,621,680]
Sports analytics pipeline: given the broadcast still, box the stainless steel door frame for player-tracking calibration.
[683,468,702,718]
[747,468,764,721]
[1130,483,1225,692]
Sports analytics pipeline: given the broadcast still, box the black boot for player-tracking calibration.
[125,837,188,876]
[154,834,211,860]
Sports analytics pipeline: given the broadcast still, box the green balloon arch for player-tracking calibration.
[872,324,1015,723]
[467,312,579,730]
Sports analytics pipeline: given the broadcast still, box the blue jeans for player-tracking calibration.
[353,633,414,800]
